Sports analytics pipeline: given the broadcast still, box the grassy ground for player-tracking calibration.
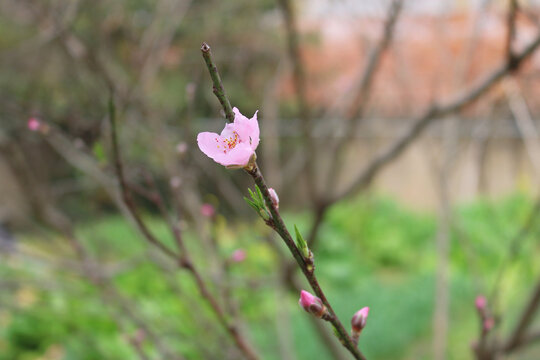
[1,193,540,359]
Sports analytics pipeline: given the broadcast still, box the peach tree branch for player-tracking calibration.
[109,99,261,360]
[331,30,540,204]
[201,42,235,123]
[201,42,367,360]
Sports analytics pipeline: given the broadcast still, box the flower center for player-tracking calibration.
[215,131,240,153]
[224,131,240,149]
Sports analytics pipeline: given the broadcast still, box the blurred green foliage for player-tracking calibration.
[1,193,540,359]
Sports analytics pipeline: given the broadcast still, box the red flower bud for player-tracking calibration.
[475,295,486,311]
[351,307,370,333]
[200,203,215,217]
[231,249,246,263]
[298,290,326,318]
[483,318,495,332]
[27,117,41,131]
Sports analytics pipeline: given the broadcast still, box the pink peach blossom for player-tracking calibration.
[231,249,246,263]
[351,307,370,332]
[483,318,495,332]
[27,117,41,131]
[475,295,486,311]
[133,328,146,344]
[197,107,259,168]
[176,142,188,154]
[268,188,279,209]
[200,203,215,217]
[170,176,182,189]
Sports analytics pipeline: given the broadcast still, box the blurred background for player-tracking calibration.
[1,0,540,359]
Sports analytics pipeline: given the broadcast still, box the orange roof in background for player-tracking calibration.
[279,10,540,117]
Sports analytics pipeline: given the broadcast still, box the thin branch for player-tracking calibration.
[109,100,261,360]
[504,329,540,353]
[325,0,403,193]
[246,165,366,360]
[200,43,366,360]
[267,233,348,360]
[313,0,403,248]
[505,0,519,65]
[276,0,403,286]
[281,204,327,281]
[505,78,540,179]
[330,31,540,204]
[503,278,540,353]
[18,176,178,358]
[289,272,349,360]
[109,101,179,260]
[300,27,540,299]
[488,197,540,305]
[201,43,235,123]
[276,0,317,199]
[137,0,192,91]
[349,0,403,121]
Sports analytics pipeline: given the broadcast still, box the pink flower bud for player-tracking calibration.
[176,142,188,154]
[200,203,215,218]
[298,290,326,317]
[231,249,246,263]
[170,176,182,189]
[475,295,486,311]
[27,117,41,131]
[268,188,279,209]
[351,307,370,332]
[483,318,494,332]
[134,328,146,344]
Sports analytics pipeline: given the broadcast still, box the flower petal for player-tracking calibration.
[220,142,253,167]
[233,108,260,150]
[197,108,260,168]
[220,122,237,138]
[248,110,260,150]
[233,107,250,123]
[197,132,225,161]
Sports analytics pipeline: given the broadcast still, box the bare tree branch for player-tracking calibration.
[276,0,317,199]
[109,100,261,360]
[200,41,367,360]
[503,278,540,353]
[325,0,403,184]
[505,0,519,65]
[504,329,540,352]
[331,31,540,204]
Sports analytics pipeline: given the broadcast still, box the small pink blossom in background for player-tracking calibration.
[268,188,279,209]
[200,203,215,217]
[27,117,41,131]
[231,249,246,263]
[170,176,182,189]
[483,318,495,331]
[197,107,259,168]
[176,142,188,154]
[475,295,486,311]
[133,329,146,344]
[299,290,325,317]
[351,307,370,332]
